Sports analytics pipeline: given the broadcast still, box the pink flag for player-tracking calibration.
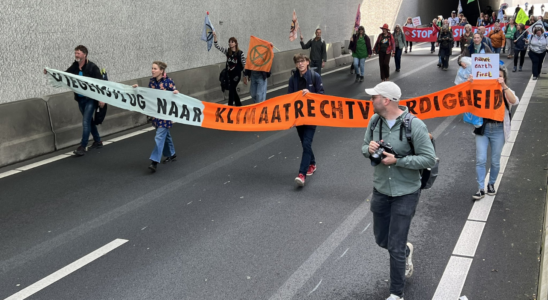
[290,10,299,41]
[354,4,361,32]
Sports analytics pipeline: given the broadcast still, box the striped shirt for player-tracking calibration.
[214,42,246,72]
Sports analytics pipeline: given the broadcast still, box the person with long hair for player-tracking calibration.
[482,14,492,26]
[393,24,406,72]
[512,24,528,72]
[469,63,518,200]
[213,32,247,106]
[504,17,517,58]
[373,24,395,81]
[132,61,179,172]
[404,17,415,53]
[349,26,372,82]
[527,26,548,80]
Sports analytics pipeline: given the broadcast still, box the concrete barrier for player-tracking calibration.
[0,98,55,167]
[46,80,147,150]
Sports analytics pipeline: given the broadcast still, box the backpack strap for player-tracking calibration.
[310,70,317,91]
[369,114,382,141]
[402,113,416,155]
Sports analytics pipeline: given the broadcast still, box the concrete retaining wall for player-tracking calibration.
[0,99,55,167]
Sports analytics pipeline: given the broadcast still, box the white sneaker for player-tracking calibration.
[405,242,414,279]
[386,294,404,300]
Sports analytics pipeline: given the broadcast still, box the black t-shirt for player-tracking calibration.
[298,75,307,90]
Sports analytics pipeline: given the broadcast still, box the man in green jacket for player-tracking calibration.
[362,82,436,300]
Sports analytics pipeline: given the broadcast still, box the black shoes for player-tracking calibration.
[512,66,517,72]
[89,141,103,149]
[359,76,364,82]
[149,161,158,172]
[487,184,496,196]
[162,154,177,164]
[73,146,85,156]
[473,189,485,200]
[355,74,360,83]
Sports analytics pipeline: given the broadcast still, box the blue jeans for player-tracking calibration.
[249,71,268,103]
[475,122,505,190]
[371,188,420,297]
[150,127,176,163]
[296,125,316,174]
[353,57,366,76]
[77,97,100,148]
[493,47,501,53]
[394,47,403,70]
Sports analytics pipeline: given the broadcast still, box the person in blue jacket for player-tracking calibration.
[288,53,324,187]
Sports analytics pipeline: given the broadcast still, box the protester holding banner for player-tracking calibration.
[513,24,528,72]
[437,25,454,71]
[470,63,518,200]
[460,24,474,54]
[243,37,273,103]
[131,61,179,172]
[404,18,415,53]
[430,18,440,53]
[213,32,247,106]
[362,81,436,300]
[488,23,506,53]
[504,18,517,57]
[300,29,327,76]
[491,11,499,23]
[373,24,396,81]
[457,16,469,48]
[288,54,324,187]
[527,26,548,80]
[448,11,459,26]
[349,26,372,82]
[462,32,493,57]
[393,25,406,72]
[52,45,105,156]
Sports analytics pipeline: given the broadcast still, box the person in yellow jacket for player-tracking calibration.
[488,22,506,53]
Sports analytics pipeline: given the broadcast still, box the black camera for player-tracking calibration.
[370,141,397,166]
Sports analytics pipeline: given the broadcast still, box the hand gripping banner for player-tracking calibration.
[46,68,506,131]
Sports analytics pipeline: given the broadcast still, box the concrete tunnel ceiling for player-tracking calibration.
[417,0,502,24]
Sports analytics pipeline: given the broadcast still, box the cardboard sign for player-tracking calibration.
[412,16,422,26]
[472,54,500,80]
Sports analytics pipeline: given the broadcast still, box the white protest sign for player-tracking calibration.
[412,16,422,26]
[472,54,499,80]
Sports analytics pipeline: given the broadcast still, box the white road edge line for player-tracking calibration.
[4,239,128,300]
[432,75,537,300]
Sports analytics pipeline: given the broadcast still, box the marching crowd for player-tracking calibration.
[41,6,546,300]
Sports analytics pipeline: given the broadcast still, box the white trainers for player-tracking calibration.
[386,294,404,300]
[405,242,414,279]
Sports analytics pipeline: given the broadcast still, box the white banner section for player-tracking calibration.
[46,68,205,126]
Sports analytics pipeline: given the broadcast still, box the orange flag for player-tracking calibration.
[244,36,274,72]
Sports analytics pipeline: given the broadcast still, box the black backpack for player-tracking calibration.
[369,113,439,190]
[93,68,108,125]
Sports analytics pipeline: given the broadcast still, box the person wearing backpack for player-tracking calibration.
[43,45,106,156]
[361,82,436,300]
[213,32,247,106]
[468,63,518,200]
[288,54,324,187]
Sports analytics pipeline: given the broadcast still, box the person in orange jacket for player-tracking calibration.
[488,22,506,53]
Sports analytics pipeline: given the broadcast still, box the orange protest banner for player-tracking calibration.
[201,80,504,131]
[244,36,274,72]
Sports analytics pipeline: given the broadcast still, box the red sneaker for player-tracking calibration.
[306,164,317,176]
[295,173,306,187]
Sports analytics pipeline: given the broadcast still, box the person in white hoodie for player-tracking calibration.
[469,63,519,200]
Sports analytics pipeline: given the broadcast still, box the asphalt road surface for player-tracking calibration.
[1,44,547,300]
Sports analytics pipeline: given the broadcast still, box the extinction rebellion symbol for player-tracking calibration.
[250,45,272,67]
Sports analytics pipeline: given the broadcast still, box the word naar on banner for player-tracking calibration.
[46,68,505,132]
